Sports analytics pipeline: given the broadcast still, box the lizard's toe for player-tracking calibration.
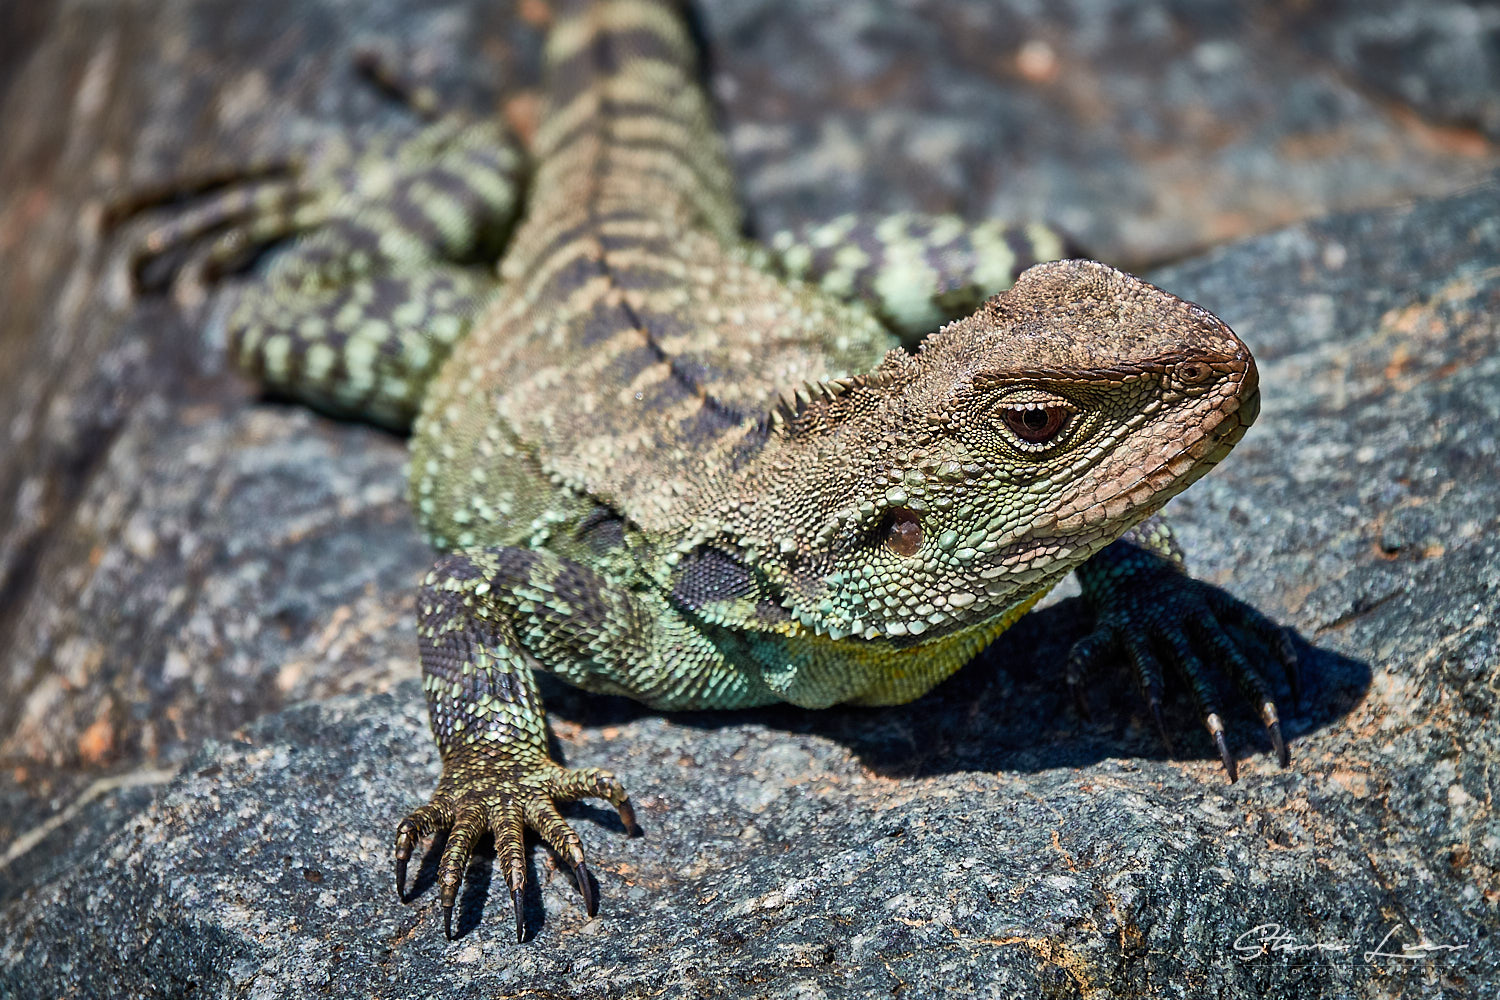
[394,800,452,900]
[1064,628,1118,722]
[1123,633,1175,755]
[394,759,633,941]
[1077,569,1296,781]
[528,768,636,918]
[1187,609,1290,769]
[435,803,489,934]
[550,766,637,834]
[1207,588,1301,704]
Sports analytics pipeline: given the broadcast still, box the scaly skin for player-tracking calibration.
[122,0,1297,943]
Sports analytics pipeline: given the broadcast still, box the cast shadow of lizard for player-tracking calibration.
[410,588,1371,939]
[541,591,1372,781]
[763,599,1370,780]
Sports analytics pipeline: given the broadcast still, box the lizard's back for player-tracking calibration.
[412,0,895,548]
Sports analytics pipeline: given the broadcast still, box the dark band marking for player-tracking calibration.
[670,545,759,611]
[547,27,695,111]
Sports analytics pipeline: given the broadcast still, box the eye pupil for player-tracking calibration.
[884,508,924,557]
[1001,406,1069,444]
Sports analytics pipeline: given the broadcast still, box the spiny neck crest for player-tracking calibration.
[761,348,920,438]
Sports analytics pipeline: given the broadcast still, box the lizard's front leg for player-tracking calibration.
[395,547,635,942]
[394,545,764,941]
[1070,516,1300,780]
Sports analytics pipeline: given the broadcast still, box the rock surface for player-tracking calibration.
[2,1,1498,997]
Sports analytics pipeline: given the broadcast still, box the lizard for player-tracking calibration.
[120,0,1299,943]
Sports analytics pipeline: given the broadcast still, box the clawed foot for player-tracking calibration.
[109,112,519,294]
[394,756,636,942]
[1070,556,1299,782]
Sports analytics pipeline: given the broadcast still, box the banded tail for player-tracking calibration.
[519,0,740,248]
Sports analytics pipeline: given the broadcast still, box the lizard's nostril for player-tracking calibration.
[1178,361,1211,384]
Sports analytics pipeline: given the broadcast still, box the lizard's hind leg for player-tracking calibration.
[759,212,1074,343]
[227,219,501,428]
[220,119,525,428]
[120,171,315,292]
[119,114,526,429]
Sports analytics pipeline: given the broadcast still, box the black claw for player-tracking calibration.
[444,904,456,941]
[512,888,525,944]
[1214,729,1238,784]
[395,856,409,901]
[1268,720,1289,768]
[618,797,639,836]
[575,861,598,917]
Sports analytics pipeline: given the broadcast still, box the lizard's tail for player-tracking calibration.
[524,0,740,240]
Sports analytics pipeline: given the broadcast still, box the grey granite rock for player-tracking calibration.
[2,1,1498,997]
[702,0,1500,264]
[1274,0,1500,141]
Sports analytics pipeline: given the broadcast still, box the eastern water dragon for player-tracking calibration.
[121,0,1298,943]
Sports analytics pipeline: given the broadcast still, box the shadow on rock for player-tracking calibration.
[539,596,1373,784]
[829,599,1373,781]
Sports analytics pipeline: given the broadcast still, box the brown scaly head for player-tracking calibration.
[704,259,1259,645]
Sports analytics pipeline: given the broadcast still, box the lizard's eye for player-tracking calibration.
[883,508,924,557]
[1001,405,1071,445]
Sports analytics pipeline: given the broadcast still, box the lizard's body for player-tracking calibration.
[127,0,1295,942]
[412,6,1062,713]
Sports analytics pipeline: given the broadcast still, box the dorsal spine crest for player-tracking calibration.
[764,348,918,436]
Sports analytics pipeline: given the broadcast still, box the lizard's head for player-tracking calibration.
[727,259,1258,645]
